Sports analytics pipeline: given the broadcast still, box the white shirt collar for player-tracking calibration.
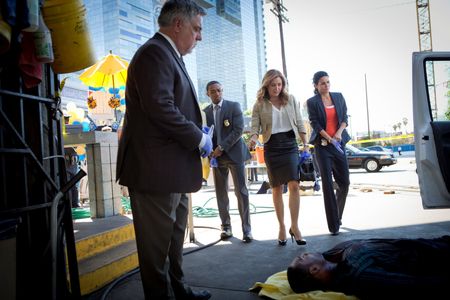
[214,99,223,108]
[158,31,182,59]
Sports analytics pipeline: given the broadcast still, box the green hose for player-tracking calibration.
[71,207,91,220]
[71,196,132,220]
[121,196,132,214]
[72,196,275,219]
[192,197,275,218]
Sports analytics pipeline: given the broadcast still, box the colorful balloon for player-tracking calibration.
[75,146,86,155]
[82,120,90,132]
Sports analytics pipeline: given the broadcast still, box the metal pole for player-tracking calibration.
[187,193,195,243]
[277,2,287,78]
[364,73,371,139]
[270,0,289,79]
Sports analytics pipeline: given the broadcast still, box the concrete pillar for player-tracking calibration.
[64,131,122,218]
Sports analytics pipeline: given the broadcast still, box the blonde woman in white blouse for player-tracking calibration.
[249,69,309,246]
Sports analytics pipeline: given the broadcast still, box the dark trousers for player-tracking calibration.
[213,154,251,235]
[67,171,80,207]
[129,190,192,299]
[314,143,350,233]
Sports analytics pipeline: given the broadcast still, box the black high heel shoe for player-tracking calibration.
[289,229,306,245]
[278,239,287,246]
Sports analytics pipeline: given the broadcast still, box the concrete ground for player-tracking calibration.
[84,155,450,299]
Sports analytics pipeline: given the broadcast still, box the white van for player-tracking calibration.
[413,51,450,208]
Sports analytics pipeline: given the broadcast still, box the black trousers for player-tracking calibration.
[314,143,350,233]
[129,190,192,299]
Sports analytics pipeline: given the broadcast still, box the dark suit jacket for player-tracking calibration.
[203,99,251,164]
[306,92,351,145]
[116,33,203,193]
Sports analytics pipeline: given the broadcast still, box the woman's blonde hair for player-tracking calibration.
[256,69,289,105]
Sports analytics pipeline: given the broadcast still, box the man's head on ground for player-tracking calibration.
[287,252,329,293]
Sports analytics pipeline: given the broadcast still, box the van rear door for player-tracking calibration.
[412,51,450,208]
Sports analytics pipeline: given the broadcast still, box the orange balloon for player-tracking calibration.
[75,146,86,155]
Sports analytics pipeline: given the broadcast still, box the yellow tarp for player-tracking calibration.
[249,270,359,300]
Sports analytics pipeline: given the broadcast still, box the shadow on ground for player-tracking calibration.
[84,221,450,300]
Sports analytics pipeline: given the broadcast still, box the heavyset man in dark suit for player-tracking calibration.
[116,1,212,299]
[203,81,253,242]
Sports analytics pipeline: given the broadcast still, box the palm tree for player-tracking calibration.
[393,124,398,133]
[397,122,402,134]
[402,117,408,133]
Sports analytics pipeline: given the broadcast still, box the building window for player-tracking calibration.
[120,29,141,40]
[216,0,241,26]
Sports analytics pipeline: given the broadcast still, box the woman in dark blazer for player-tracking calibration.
[306,71,350,235]
[250,69,309,246]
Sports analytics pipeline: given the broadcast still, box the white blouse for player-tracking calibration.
[271,104,292,134]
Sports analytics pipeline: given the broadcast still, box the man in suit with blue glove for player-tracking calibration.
[203,81,253,243]
[116,1,212,299]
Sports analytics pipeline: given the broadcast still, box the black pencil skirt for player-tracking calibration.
[263,130,299,188]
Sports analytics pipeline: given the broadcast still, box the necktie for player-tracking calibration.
[213,105,219,125]
[214,105,221,144]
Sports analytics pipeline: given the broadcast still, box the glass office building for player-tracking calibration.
[63,0,266,112]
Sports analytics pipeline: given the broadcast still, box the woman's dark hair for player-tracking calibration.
[312,71,329,94]
[287,264,323,293]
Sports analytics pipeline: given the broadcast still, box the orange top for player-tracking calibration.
[325,105,338,138]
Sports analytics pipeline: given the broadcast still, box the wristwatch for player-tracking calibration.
[217,145,224,151]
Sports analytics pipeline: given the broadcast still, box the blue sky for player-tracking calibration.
[264,0,450,136]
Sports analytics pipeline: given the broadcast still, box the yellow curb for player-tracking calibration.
[76,223,135,261]
[79,252,139,295]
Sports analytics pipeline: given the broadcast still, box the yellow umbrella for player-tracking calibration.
[79,50,129,90]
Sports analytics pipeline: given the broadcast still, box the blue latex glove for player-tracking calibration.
[202,126,210,134]
[210,157,218,167]
[299,151,311,165]
[201,133,213,158]
[331,139,344,154]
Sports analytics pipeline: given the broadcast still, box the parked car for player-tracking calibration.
[345,144,397,172]
[365,145,393,153]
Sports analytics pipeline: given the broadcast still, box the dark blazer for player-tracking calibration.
[204,99,251,164]
[306,92,351,145]
[116,33,204,193]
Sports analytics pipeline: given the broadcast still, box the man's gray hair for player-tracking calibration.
[158,0,206,27]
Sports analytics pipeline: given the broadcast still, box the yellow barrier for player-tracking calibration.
[348,134,414,145]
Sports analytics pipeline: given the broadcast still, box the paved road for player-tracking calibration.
[349,155,418,190]
[192,154,444,241]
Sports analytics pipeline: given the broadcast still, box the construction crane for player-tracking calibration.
[416,0,437,119]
